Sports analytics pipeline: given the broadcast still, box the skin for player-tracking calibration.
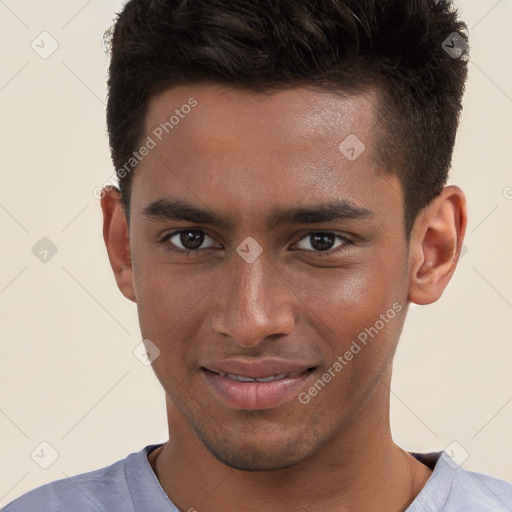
[101,83,467,512]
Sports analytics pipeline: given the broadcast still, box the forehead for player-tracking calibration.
[143,83,378,154]
[133,83,402,230]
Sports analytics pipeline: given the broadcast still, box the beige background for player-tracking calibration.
[1,0,511,506]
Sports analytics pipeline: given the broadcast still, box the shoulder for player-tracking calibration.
[1,445,156,512]
[451,463,512,509]
[409,451,512,512]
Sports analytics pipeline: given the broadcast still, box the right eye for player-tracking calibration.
[160,229,221,254]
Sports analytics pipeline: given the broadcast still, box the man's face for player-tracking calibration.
[128,84,411,470]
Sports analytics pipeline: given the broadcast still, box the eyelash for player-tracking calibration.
[159,229,354,258]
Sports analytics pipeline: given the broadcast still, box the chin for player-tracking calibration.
[192,419,323,472]
[207,441,310,472]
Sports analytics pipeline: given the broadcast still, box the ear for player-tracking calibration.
[100,186,136,303]
[408,185,467,305]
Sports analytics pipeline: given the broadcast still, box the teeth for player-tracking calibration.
[217,371,304,382]
[255,373,287,382]
[223,373,255,382]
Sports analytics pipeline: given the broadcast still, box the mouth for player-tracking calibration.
[200,362,317,410]
[210,369,310,383]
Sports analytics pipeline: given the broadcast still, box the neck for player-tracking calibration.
[149,373,432,512]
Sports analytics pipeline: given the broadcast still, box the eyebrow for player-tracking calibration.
[142,198,374,230]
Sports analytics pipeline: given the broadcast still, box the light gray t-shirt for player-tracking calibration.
[2,444,512,511]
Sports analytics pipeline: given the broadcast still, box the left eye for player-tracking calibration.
[294,232,350,253]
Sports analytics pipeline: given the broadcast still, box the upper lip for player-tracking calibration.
[201,358,316,379]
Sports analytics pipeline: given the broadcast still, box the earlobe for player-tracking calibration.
[100,186,137,303]
[408,185,467,306]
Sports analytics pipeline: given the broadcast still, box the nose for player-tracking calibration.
[211,248,295,348]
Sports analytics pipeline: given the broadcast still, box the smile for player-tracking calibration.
[201,366,316,410]
[215,370,307,383]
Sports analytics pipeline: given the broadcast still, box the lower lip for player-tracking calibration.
[202,368,315,410]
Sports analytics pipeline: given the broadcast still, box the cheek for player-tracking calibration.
[132,257,222,375]
[296,261,406,363]
[299,259,402,318]
[132,243,215,322]
[303,274,405,408]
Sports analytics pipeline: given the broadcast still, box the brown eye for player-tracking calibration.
[162,230,220,252]
[295,232,352,254]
